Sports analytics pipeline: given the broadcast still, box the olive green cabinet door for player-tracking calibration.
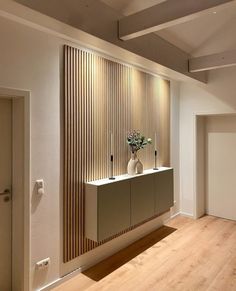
[154,169,174,215]
[98,180,130,241]
[131,175,155,226]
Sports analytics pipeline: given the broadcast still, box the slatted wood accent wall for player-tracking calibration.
[64,45,170,262]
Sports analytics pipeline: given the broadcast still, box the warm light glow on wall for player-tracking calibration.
[64,45,170,262]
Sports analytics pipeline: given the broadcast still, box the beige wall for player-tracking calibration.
[170,81,180,215]
[179,10,236,217]
[0,14,180,290]
[12,97,25,291]
[0,16,61,290]
[179,66,236,217]
[205,115,236,220]
[196,116,206,218]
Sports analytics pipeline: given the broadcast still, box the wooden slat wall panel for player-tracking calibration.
[64,45,170,262]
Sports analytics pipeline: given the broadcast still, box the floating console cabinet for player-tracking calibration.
[131,174,155,225]
[154,170,174,215]
[85,167,173,242]
[85,180,131,242]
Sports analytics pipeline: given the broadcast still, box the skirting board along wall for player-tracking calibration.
[64,45,170,262]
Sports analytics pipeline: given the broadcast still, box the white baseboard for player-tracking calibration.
[171,211,181,219]
[38,266,85,291]
[179,211,194,218]
[163,211,180,224]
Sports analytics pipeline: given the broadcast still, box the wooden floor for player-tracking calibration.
[53,215,236,291]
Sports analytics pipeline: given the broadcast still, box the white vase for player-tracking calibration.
[136,159,143,174]
[127,151,138,175]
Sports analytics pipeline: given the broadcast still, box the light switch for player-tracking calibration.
[36,257,50,269]
[36,179,44,195]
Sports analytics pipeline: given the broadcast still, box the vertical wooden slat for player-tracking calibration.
[68,46,72,261]
[64,45,68,261]
[73,47,76,258]
[79,49,83,255]
[69,47,72,260]
[63,45,170,262]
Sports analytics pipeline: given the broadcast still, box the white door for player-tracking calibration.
[206,116,236,221]
[0,99,12,291]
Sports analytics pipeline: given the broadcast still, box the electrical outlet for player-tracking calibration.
[36,258,50,270]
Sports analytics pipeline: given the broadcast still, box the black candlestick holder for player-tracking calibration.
[109,154,116,180]
[153,150,159,170]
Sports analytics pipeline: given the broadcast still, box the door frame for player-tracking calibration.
[0,87,30,291]
[194,112,236,219]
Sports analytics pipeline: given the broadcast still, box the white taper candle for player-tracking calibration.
[110,132,113,155]
[155,132,157,151]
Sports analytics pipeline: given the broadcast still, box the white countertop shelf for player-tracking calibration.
[86,167,173,186]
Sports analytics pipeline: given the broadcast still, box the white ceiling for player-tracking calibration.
[101,0,236,55]
[101,0,166,16]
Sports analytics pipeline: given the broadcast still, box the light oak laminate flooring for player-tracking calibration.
[53,215,236,291]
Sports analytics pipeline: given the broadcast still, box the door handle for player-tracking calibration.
[0,189,11,196]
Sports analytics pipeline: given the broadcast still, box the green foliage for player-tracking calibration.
[127,130,152,153]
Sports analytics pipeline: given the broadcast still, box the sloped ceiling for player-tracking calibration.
[12,0,236,79]
[101,0,166,15]
[102,0,236,55]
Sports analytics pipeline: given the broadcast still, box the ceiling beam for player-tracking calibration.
[119,0,235,41]
[12,0,207,83]
[189,50,236,72]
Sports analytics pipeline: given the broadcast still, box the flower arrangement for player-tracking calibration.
[127,130,152,153]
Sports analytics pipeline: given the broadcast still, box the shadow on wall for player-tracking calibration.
[33,267,49,291]
[83,225,176,281]
[199,66,236,111]
[31,182,43,214]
